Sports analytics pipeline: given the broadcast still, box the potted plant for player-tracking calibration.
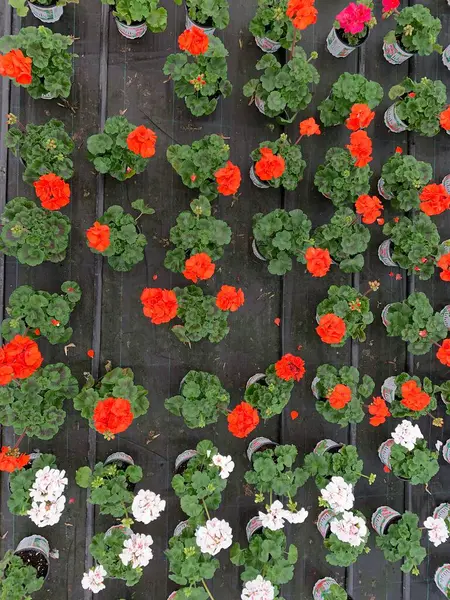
[163,29,232,117]
[303,442,371,489]
[244,353,305,420]
[378,420,439,485]
[380,214,442,280]
[73,366,149,439]
[380,372,438,421]
[383,5,442,64]
[0,539,48,599]
[326,1,376,58]
[164,197,231,278]
[2,282,81,345]
[312,208,370,273]
[101,0,167,39]
[382,292,447,355]
[385,78,447,137]
[316,284,375,346]
[87,117,157,181]
[165,370,230,429]
[317,509,369,567]
[6,118,74,186]
[373,509,426,575]
[249,133,306,190]
[0,196,71,266]
[230,526,298,598]
[9,0,77,22]
[243,47,319,124]
[86,200,154,272]
[167,134,240,201]
[0,27,76,99]
[140,284,244,345]
[378,150,433,211]
[318,73,383,127]
[8,453,67,527]
[312,364,374,427]
[314,147,372,207]
[313,578,351,600]
[172,440,233,520]
[252,208,312,275]
[174,0,229,33]
[249,0,295,53]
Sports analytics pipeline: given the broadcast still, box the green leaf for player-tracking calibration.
[131,198,155,215]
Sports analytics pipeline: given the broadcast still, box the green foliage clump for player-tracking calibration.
[244,365,294,419]
[9,0,77,17]
[249,0,295,49]
[303,444,364,489]
[8,453,57,516]
[324,511,369,567]
[384,5,442,56]
[375,511,426,574]
[0,551,44,600]
[174,0,229,29]
[379,152,433,212]
[390,439,439,485]
[102,0,167,32]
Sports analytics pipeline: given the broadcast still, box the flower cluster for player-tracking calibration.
[0,335,43,385]
[274,353,305,382]
[211,453,235,479]
[227,401,259,438]
[119,533,154,569]
[0,48,32,85]
[424,516,449,547]
[345,103,375,131]
[400,380,431,412]
[126,125,157,159]
[93,397,134,438]
[346,130,373,168]
[0,445,29,473]
[320,477,354,513]
[82,565,107,594]
[259,500,308,531]
[241,575,275,600]
[305,247,332,277]
[355,194,383,224]
[419,183,450,217]
[368,396,391,426]
[316,314,346,345]
[195,518,233,555]
[336,2,373,36]
[33,173,70,211]
[286,0,318,31]
[392,420,423,451]
[215,161,241,196]
[178,26,209,55]
[132,490,166,524]
[330,510,368,547]
[28,466,67,527]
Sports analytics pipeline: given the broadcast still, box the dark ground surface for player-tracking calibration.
[0,0,449,598]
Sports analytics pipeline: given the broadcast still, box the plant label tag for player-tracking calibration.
[382,40,413,64]
[28,2,63,23]
[326,27,355,58]
[384,104,408,133]
[317,509,334,538]
[378,439,395,468]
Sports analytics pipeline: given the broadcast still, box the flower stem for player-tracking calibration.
[202,579,216,600]
[14,429,27,449]
[202,499,211,520]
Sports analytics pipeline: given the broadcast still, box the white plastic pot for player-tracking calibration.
[371,506,401,535]
[28,1,63,22]
[254,36,281,53]
[115,18,147,39]
[382,39,414,65]
[384,104,408,133]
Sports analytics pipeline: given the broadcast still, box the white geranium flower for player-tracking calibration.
[195,518,233,556]
[28,495,66,527]
[321,477,354,513]
[330,511,367,547]
[211,454,235,479]
[29,466,68,503]
[258,500,285,531]
[81,565,107,594]
[119,533,154,569]
[392,420,423,451]
[132,490,166,524]
[283,507,308,524]
[241,575,275,600]
[424,517,449,547]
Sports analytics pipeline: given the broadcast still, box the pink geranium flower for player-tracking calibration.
[382,0,400,17]
[336,2,372,34]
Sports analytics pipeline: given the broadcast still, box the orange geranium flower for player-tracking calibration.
[178,26,209,55]
[437,253,450,282]
[0,49,32,85]
[215,161,241,196]
[86,222,111,252]
[33,173,70,210]
[255,148,285,181]
[419,184,450,216]
[140,288,178,324]
[400,380,430,412]
[440,106,450,132]
[368,396,391,426]
[3,335,43,380]
[287,0,318,29]
[355,194,383,224]
[93,397,134,437]
[183,253,216,282]
[328,384,352,410]
[126,125,157,158]
[0,446,30,473]
[437,339,450,367]
[299,117,321,137]
[347,130,373,167]
[275,353,305,382]
[305,247,331,277]
[316,314,346,345]
[216,285,244,312]
[345,103,375,131]
[0,347,14,386]
[227,401,259,438]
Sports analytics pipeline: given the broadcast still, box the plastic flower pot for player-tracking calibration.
[443,440,450,464]
[114,16,148,39]
[167,593,178,600]
[254,95,266,115]
[433,503,450,520]
[254,35,281,53]
[249,164,270,189]
[184,2,215,35]
[443,45,450,70]
[326,26,370,58]
[28,0,63,22]
[246,437,278,462]
[441,304,450,330]
[313,438,344,456]
[313,578,353,600]
[245,516,263,541]
[384,103,408,133]
[104,451,136,491]
[378,240,398,268]
[443,174,450,194]
[383,37,416,65]
[246,373,267,388]
[377,177,393,200]
[435,564,450,597]
[252,239,268,261]
[14,535,50,580]
[371,506,402,536]
[173,521,189,537]
[380,376,397,403]
[317,508,335,539]
[378,440,409,481]
[174,449,198,475]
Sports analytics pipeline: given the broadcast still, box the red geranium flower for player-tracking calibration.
[305,247,331,277]
[227,401,259,438]
[328,384,352,410]
[345,103,375,131]
[3,335,43,380]
[86,222,111,252]
[347,130,373,167]
[255,148,285,181]
[93,397,134,438]
[440,106,450,132]
[215,161,241,196]
[400,380,430,412]
[419,184,450,216]
[178,26,209,55]
[140,288,178,324]
[33,173,70,210]
[0,49,32,85]
[183,253,216,283]
[126,125,157,158]
[275,354,305,382]
[299,117,321,137]
[316,314,346,345]
[216,285,244,312]
[368,396,391,426]
[437,253,450,282]
[437,339,450,367]
[355,194,383,224]
[0,446,30,473]
[287,0,318,30]
[395,147,403,154]
[382,0,400,18]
